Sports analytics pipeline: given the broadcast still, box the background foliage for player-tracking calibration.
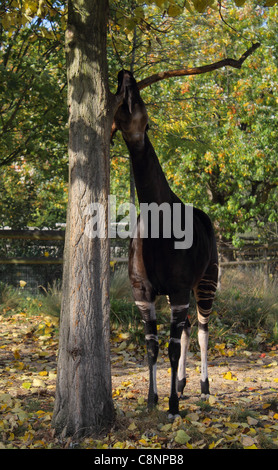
[0,0,277,244]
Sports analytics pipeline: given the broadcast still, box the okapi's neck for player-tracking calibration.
[125,133,173,205]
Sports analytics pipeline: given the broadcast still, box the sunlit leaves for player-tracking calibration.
[0,0,66,34]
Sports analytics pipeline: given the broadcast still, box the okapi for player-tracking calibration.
[113,70,218,418]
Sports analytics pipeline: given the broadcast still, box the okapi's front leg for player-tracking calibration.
[168,301,190,419]
[177,316,191,398]
[135,300,159,409]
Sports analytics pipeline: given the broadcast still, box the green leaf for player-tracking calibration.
[174,430,191,444]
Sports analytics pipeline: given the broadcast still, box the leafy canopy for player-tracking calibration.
[0,0,277,242]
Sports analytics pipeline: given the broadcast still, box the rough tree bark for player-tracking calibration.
[52,0,115,438]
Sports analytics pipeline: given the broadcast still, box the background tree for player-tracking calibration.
[0,0,68,228]
[110,1,278,244]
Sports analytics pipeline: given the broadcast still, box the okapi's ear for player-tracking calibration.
[116,70,126,96]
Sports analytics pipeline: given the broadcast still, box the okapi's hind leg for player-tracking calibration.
[194,262,218,399]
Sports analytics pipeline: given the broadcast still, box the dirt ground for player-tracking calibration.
[111,347,278,410]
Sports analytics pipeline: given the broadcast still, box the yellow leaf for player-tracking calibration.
[16,362,25,370]
[202,417,211,425]
[137,397,145,405]
[215,343,225,350]
[34,440,46,447]
[128,421,137,431]
[223,371,237,381]
[44,327,53,334]
[263,403,271,409]
[13,349,21,360]
[139,438,148,446]
[121,380,132,387]
[113,441,125,449]
[22,431,35,442]
[118,332,130,341]
[22,382,32,390]
[39,371,48,376]
[273,414,278,420]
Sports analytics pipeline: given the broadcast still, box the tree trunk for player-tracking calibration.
[52,0,114,438]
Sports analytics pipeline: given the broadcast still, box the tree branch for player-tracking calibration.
[137,42,261,90]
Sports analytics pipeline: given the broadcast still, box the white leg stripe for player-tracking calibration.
[171,303,190,313]
[135,300,153,308]
[169,337,181,344]
[145,334,158,342]
[197,306,210,324]
[171,304,189,322]
[135,301,156,319]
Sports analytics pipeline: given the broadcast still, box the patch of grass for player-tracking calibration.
[110,266,133,302]
[110,267,143,341]
[0,282,22,313]
[257,432,278,449]
[214,268,278,346]
[0,281,61,320]
[1,267,277,350]
[229,406,257,423]
[196,400,212,412]
[110,267,277,350]
[38,281,62,318]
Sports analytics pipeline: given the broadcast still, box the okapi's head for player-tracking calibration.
[111,70,149,145]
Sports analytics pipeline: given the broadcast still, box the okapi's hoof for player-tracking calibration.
[168,413,180,421]
[177,378,186,394]
[147,393,158,410]
[201,394,210,401]
[179,394,188,401]
[168,395,179,419]
[200,378,210,400]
